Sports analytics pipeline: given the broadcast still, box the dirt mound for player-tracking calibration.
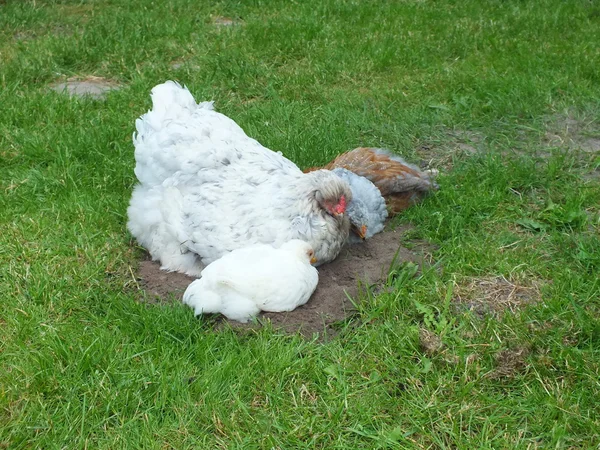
[136,226,433,336]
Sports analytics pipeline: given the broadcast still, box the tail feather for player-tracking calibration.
[371,148,439,190]
[182,278,260,323]
[132,81,215,186]
[141,81,211,131]
[182,279,223,316]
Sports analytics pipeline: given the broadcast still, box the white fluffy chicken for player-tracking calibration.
[127,81,352,276]
[331,168,388,243]
[182,240,319,323]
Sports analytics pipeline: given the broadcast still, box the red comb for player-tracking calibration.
[335,195,347,214]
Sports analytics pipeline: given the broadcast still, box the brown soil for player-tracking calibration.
[136,226,433,336]
[418,328,444,356]
[488,346,531,379]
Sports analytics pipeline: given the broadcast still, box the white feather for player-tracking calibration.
[182,240,319,323]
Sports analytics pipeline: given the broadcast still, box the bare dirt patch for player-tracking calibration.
[544,113,600,181]
[419,328,444,356]
[212,16,243,27]
[487,346,531,379]
[545,113,600,153]
[136,226,434,336]
[14,23,78,42]
[453,276,542,318]
[170,58,201,71]
[49,76,121,99]
[213,16,235,26]
[170,60,187,70]
[137,261,196,303]
[583,167,600,182]
[416,128,487,171]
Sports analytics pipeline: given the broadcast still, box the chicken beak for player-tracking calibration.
[310,256,318,264]
[358,225,368,240]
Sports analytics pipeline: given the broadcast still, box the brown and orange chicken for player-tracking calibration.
[306,147,438,215]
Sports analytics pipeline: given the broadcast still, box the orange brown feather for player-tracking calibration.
[305,147,438,215]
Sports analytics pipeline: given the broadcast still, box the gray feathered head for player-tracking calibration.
[331,168,388,242]
[346,198,369,241]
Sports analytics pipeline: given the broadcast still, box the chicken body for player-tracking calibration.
[127,82,351,276]
[182,240,319,323]
[308,147,438,214]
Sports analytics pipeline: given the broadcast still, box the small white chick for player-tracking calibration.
[182,240,319,323]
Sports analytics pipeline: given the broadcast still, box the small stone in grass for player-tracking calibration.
[50,76,121,99]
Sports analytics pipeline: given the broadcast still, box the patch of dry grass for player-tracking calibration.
[453,276,543,317]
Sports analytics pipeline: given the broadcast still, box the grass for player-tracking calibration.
[1,0,600,447]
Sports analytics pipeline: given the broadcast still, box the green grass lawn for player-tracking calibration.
[2,0,600,447]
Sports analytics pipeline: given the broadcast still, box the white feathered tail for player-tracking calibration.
[132,81,214,186]
[183,278,261,323]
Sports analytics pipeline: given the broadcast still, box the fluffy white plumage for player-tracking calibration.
[182,240,319,323]
[332,168,388,243]
[127,81,352,276]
